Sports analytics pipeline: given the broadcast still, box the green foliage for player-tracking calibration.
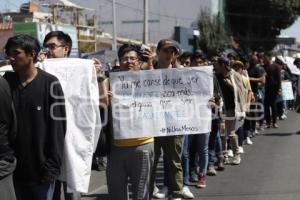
[225,0,300,53]
[198,10,229,58]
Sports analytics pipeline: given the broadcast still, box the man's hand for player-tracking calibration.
[208,97,216,108]
[219,122,225,135]
[142,48,154,69]
[92,58,102,74]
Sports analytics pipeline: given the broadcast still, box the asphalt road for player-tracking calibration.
[82,111,300,200]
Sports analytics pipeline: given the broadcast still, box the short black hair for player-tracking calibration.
[118,44,142,60]
[294,58,300,65]
[179,51,191,61]
[191,51,205,63]
[4,34,41,63]
[264,51,273,57]
[43,31,72,56]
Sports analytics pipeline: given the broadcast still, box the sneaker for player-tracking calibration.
[207,166,217,176]
[231,154,241,165]
[273,123,279,128]
[238,146,244,154]
[153,186,168,199]
[258,126,264,131]
[181,186,194,199]
[265,124,272,129]
[153,185,160,196]
[279,114,287,120]
[183,180,193,186]
[223,156,230,165]
[196,173,207,188]
[190,170,198,182]
[227,149,234,157]
[245,137,253,145]
[168,197,182,200]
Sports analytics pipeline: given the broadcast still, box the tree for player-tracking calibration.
[198,10,229,58]
[225,0,300,53]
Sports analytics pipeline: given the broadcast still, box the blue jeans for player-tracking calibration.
[195,133,210,174]
[14,180,55,200]
[208,120,223,167]
[185,133,210,176]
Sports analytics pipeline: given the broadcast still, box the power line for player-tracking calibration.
[104,0,195,21]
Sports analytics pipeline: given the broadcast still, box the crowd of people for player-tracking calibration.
[0,30,300,200]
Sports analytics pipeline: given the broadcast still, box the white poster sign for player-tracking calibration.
[110,66,214,139]
[282,81,294,101]
[38,58,101,193]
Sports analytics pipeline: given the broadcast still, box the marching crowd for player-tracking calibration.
[0,31,300,200]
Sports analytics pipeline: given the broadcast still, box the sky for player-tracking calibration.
[1,0,300,42]
[281,18,300,42]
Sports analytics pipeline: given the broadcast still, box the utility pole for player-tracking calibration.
[112,0,117,51]
[143,0,148,45]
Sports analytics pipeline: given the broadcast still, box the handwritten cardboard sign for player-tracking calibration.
[282,81,294,101]
[110,66,214,139]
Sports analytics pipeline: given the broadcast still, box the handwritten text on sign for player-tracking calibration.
[110,67,214,139]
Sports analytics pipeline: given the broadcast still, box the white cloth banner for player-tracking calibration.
[110,66,214,139]
[38,58,101,193]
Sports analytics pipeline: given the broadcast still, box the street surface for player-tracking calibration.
[82,111,300,200]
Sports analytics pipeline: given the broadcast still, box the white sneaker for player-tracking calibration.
[153,185,160,197]
[246,137,253,145]
[153,186,168,199]
[238,146,244,154]
[227,149,234,157]
[182,186,194,199]
[168,198,182,200]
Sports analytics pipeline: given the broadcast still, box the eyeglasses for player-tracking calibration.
[121,56,138,62]
[44,43,65,50]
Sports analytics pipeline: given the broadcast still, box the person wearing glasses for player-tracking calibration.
[42,31,104,200]
[104,44,154,200]
[43,31,72,59]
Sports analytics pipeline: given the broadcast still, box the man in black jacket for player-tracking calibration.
[0,76,17,200]
[4,34,66,200]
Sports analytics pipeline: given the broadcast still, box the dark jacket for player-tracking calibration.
[0,76,16,179]
[4,68,66,185]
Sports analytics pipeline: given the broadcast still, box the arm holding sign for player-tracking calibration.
[98,78,110,106]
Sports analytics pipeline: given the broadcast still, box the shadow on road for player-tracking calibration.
[261,132,295,136]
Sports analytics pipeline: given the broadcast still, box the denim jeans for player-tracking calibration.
[236,127,244,147]
[182,132,210,184]
[181,135,190,185]
[14,180,55,200]
[208,120,223,167]
[196,133,210,174]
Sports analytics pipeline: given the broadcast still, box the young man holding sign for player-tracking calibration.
[151,39,193,200]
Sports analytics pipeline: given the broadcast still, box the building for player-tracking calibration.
[42,0,221,43]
